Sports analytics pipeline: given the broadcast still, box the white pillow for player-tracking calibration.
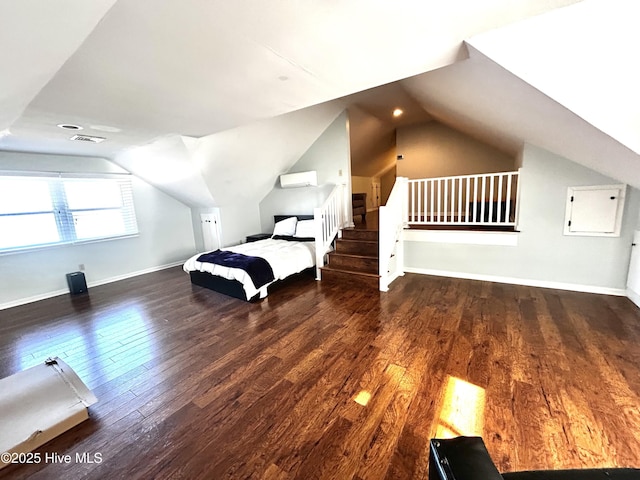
[272,217,298,236]
[294,219,316,238]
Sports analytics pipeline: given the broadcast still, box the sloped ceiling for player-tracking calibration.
[402,48,640,189]
[111,103,344,207]
[347,82,432,177]
[4,0,578,145]
[0,0,118,131]
[401,0,640,189]
[348,106,396,178]
[111,135,216,208]
[469,0,640,156]
[7,0,639,208]
[189,103,344,207]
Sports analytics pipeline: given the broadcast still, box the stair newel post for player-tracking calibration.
[314,207,323,280]
[378,176,409,292]
[379,205,389,292]
[344,182,354,229]
[397,177,408,279]
[339,183,346,236]
[401,176,409,227]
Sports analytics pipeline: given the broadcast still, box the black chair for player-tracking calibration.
[429,436,640,480]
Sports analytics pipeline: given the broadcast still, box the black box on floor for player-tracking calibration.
[66,272,87,295]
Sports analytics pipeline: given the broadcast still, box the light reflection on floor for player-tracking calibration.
[14,304,154,389]
[354,390,372,406]
[434,375,486,438]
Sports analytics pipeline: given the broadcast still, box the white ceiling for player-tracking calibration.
[469,0,640,155]
[402,46,640,189]
[0,0,118,131]
[400,0,640,188]
[4,0,640,208]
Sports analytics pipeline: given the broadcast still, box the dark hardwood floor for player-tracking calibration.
[1,268,639,479]
[353,208,378,230]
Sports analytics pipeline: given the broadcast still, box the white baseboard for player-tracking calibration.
[627,288,640,308]
[86,261,184,289]
[387,270,404,287]
[0,288,71,311]
[0,261,185,311]
[404,267,627,296]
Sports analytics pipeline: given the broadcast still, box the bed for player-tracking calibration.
[183,215,317,301]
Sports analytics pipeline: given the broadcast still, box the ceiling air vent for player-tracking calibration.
[69,134,106,144]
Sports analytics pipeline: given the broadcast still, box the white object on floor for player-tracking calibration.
[0,357,97,469]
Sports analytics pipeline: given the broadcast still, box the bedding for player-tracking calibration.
[294,219,315,238]
[196,250,274,289]
[271,235,315,242]
[272,216,298,236]
[184,237,316,300]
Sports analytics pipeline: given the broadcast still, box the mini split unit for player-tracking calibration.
[279,170,318,188]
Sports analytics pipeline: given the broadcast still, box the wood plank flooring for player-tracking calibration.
[0,268,639,479]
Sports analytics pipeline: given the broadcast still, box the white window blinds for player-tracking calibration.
[0,173,138,253]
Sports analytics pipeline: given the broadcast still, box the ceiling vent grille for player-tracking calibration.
[69,134,106,144]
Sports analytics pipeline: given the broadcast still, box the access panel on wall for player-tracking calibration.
[564,184,626,237]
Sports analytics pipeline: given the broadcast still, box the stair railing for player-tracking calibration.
[407,170,520,226]
[314,184,348,280]
[379,177,408,291]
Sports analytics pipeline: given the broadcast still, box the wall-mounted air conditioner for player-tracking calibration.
[280,170,318,188]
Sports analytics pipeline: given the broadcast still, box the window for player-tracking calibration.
[0,173,138,253]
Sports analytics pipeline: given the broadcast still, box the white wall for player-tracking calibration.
[190,204,261,251]
[259,111,351,233]
[404,144,640,292]
[0,152,196,308]
[191,207,206,253]
[219,203,262,247]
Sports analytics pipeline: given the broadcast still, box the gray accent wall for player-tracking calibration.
[259,111,351,233]
[405,143,640,290]
[396,121,516,179]
[0,152,197,307]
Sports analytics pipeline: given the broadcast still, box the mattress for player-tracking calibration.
[183,238,316,300]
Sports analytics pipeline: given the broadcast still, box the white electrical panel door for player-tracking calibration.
[564,185,625,237]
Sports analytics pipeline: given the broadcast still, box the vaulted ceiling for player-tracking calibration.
[2,0,638,207]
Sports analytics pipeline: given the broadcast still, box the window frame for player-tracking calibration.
[0,171,139,255]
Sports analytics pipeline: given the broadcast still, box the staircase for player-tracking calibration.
[320,228,380,289]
